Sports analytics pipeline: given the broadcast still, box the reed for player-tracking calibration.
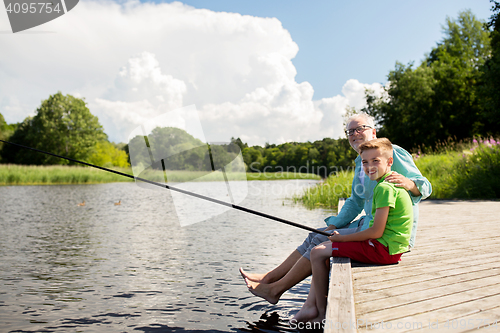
[0,164,133,185]
[0,164,321,185]
[414,137,500,199]
[246,171,321,181]
[413,152,462,198]
[292,171,353,209]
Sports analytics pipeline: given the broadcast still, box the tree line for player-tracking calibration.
[362,6,500,151]
[237,138,357,177]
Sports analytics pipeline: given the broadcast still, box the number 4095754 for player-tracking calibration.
[6,2,61,14]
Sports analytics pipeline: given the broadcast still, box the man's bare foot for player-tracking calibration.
[244,277,281,304]
[292,302,319,322]
[239,267,268,283]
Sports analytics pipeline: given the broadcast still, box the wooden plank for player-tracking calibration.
[355,263,500,294]
[353,252,500,281]
[354,267,500,305]
[357,293,500,333]
[431,305,500,333]
[325,257,357,333]
[354,260,500,290]
[356,274,500,315]
[337,198,346,213]
[353,253,500,284]
[352,200,500,332]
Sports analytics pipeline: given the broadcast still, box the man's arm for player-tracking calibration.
[389,146,432,204]
[329,206,389,242]
[325,160,365,228]
[324,194,364,229]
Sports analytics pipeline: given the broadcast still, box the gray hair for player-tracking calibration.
[346,112,375,129]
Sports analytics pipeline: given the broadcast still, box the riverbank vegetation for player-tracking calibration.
[0,164,320,186]
[0,164,132,186]
[295,138,500,209]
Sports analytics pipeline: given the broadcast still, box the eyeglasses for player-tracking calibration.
[345,125,372,136]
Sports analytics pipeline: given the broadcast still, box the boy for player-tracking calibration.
[293,138,413,324]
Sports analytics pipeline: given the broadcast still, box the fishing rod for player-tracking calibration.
[0,139,331,236]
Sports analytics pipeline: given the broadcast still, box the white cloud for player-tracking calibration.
[0,0,384,146]
[341,79,384,110]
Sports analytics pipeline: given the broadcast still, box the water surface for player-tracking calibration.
[0,180,331,332]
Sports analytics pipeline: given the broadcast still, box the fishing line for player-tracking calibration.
[0,139,331,236]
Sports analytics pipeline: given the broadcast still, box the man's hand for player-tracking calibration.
[385,171,421,196]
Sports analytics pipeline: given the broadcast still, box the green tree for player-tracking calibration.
[88,141,130,168]
[0,113,17,158]
[479,0,500,135]
[364,10,491,150]
[1,92,106,164]
[128,127,243,173]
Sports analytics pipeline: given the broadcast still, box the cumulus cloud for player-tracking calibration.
[0,0,384,146]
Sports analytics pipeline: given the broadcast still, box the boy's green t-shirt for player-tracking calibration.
[368,172,414,255]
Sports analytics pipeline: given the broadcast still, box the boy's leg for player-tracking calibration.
[309,241,333,322]
[292,279,319,323]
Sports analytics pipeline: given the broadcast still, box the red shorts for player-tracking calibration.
[331,239,402,265]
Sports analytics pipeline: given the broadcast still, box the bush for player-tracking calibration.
[452,139,500,198]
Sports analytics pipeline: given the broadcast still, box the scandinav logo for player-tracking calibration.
[4,0,79,33]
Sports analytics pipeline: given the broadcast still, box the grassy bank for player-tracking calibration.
[416,138,500,199]
[0,164,133,185]
[245,171,321,181]
[294,138,500,209]
[0,164,320,186]
[291,171,353,209]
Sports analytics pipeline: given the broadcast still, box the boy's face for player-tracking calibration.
[361,148,393,181]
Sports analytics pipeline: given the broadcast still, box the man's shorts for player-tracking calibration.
[331,239,402,265]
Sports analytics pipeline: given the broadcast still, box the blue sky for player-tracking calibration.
[0,0,495,145]
[159,0,494,99]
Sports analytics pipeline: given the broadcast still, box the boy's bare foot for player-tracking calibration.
[239,267,268,283]
[309,314,326,324]
[292,303,319,323]
[244,278,281,304]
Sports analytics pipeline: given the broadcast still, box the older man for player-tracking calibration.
[240,112,432,304]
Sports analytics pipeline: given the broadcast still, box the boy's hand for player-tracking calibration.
[328,230,342,242]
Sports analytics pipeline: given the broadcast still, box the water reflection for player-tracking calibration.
[0,180,329,332]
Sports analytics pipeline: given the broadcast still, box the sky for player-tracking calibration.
[0,0,495,146]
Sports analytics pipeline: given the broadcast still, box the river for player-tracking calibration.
[0,180,332,332]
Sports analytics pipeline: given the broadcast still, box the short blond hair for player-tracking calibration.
[358,138,393,158]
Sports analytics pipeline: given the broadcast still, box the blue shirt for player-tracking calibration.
[324,145,432,247]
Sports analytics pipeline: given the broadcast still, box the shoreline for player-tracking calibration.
[0,164,321,186]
